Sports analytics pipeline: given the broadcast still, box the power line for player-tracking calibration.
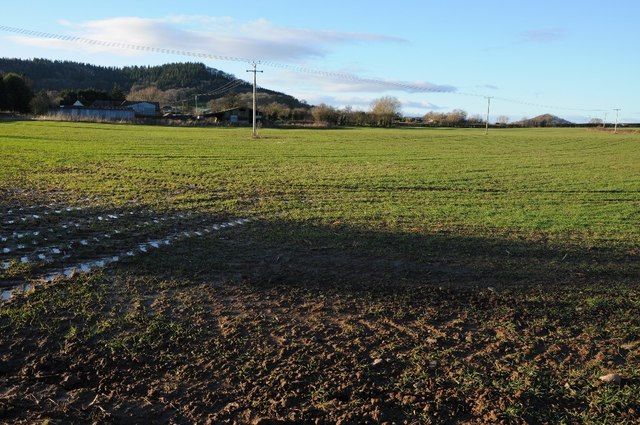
[0,25,250,64]
[171,79,245,111]
[0,24,479,97]
[0,24,615,114]
[199,79,246,97]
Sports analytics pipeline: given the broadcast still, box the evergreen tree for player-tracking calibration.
[3,73,33,113]
[0,75,7,110]
[109,83,126,101]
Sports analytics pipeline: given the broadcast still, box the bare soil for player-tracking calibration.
[1,220,639,424]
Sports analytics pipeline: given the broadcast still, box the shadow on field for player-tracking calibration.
[3,216,639,424]
[129,218,639,291]
[2,190,636,293]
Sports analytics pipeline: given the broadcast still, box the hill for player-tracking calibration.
[0,57,309,110]
[516,114,573,127]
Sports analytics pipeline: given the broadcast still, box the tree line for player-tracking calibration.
[0,58,234,94]
[306,96,402,127]
[307,98,491,128]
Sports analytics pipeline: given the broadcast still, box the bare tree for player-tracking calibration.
[497,115,510,125]
[311,103,339,126]
[127,85,166,104]
[424,111,446,125]
[291,107,310,121]
[371,96,401,127]
[262,102,291,121]
[163,89,187,107]
[424,110,468,126]
[445,109,468,126]
[30,90,59,115]
[468,114,484,125]
[220,92,240,110]
[349,109,372,126]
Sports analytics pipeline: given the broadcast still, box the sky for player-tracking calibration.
[1,0,638,123]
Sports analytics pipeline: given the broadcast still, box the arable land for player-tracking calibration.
[1,122,639,423]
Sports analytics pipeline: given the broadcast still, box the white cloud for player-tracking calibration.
[314,76,456,93]
[302,94,372,110]
[6,35,146,56]
[4,16,455,100]
[519,28,566,44]
[8,16,406,63]
[403,100,444,111]
[476,84,498,90]
[263,69,456,96]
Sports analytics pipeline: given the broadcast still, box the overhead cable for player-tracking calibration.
[0,24,613,112]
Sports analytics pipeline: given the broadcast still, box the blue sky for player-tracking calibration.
[1,0,638,123]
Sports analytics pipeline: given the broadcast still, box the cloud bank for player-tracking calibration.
[38,16,407,62]
[4,16,455,95]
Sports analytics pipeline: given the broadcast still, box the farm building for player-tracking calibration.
[55,100,161,120]
[208,107,262,124]
[121,101,161,117]
[56,101,135,121]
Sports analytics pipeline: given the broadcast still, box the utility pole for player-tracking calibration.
[484,96,493,135]
[603,112,607,129]
[195,94,199,118]
[246,62,263,138]
[613,108,621,133]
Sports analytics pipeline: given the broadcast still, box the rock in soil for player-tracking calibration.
[599,373,622,385]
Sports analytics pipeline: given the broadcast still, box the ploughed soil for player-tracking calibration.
[1,220,639,424]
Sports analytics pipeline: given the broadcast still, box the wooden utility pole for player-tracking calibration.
[613,108,621,133]
[484,97,493,135]
[246,63,263,138]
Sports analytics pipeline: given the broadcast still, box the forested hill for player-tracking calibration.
[0,58,308,109]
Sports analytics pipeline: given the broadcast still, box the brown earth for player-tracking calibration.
[1,220,639,423]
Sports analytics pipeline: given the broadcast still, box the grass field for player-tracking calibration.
[1,121,639,423]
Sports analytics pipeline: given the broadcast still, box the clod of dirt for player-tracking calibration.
[371,358,384,367]
[599,373,622,385]
[60,373,82,390]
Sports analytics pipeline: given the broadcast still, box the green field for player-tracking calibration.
[3,122,639,240]
[1,121,639,423]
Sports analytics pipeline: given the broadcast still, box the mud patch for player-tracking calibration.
[1,274,638,424]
